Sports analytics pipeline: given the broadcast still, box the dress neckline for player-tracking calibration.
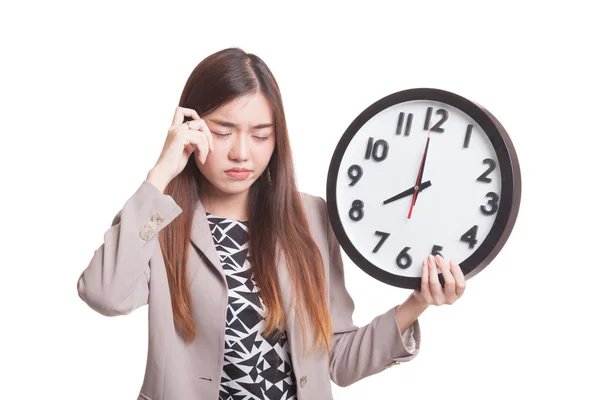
[205,211,248,223]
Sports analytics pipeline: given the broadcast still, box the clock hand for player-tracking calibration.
[408,125,432,219]
[383,180,432,205]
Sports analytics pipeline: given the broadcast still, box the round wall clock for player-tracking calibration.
[326,88,521,289]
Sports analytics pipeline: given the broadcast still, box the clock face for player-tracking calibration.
[326,88,520,289]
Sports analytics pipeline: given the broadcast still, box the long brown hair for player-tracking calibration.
[158,47,332,361]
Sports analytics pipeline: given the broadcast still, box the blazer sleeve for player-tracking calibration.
[319,197,421,387]
[77,180,183,316]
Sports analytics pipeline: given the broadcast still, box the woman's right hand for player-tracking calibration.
[147,107,215,191]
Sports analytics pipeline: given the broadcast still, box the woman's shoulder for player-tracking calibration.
[298,191,326,215]
[298,192,330,238]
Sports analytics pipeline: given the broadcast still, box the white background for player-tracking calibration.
[1,1,598,399]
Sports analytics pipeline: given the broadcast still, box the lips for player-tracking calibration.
[226,168,251,172]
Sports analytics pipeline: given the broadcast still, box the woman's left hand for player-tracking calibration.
[412,254,466,306]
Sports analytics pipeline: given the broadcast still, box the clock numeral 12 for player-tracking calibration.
[365,137,389,161]
[424,107,449,133]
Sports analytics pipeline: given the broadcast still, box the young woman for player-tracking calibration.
[77,47,466,400]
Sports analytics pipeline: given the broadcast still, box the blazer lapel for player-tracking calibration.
[189,199,226,286]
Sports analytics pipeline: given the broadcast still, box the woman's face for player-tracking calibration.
[195,91,276,197]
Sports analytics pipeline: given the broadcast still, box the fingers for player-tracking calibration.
[419,258,434,304]
[419,255,466,307]
[449,260,466,298]
[428,255,444,306]
[171,106,201,127]
[182,118,214,152]
[184,131,210,164]
[435,255,457,304]
[197,118,215,151]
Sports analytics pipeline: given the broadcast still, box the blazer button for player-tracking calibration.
[299,376,307,388]
[140,226,155,240]
[151,213,164,225]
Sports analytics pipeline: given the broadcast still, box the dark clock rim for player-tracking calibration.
[325,87,522,290]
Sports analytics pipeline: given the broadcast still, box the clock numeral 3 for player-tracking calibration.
[347,164,363,186]
[349,200,364,221]
[461,225,479,249]
[373,231,390,253]
[480,192,499,215]
[396,112,414,136]
[424,107,448,133]
[431,245,444,258]
[365,137,389,161]
[476,158,496,183]
[396,246,413,269]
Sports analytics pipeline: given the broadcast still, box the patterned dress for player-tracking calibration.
[206,212,297,400]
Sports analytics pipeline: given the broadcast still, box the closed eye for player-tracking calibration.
[213,132,271,142]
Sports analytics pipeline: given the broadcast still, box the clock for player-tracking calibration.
[326,88,521,290]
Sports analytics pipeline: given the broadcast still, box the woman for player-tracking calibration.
[77,47,466,400]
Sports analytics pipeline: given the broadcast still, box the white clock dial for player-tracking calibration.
[335,100,502,278]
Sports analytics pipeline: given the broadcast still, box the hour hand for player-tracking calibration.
[383,180,432,205]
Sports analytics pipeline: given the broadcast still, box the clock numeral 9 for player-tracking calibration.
[349,200,364,221]
[365,137,389,161]
[461,225,479,249]
[480,192,499,215]
[424,107,449,133]
[348,164,363,186]
[396,246,413,269]
[476,158,496,183]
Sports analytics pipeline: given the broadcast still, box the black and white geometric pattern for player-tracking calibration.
[206,212,297,400]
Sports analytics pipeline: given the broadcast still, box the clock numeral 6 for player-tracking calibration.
[349,200,364,221]
[348,164,363,186]
[480,192,499,215]
[365,137,389,162]
[396,246,413,269]
[476,158,497,183]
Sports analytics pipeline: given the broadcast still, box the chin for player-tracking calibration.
[213,179,254,195]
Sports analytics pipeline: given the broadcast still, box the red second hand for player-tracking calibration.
[407,127,432,219]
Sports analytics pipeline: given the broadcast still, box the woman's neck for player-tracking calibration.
[200,187,249,221]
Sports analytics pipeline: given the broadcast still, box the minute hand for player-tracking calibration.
[383,180,432,205]
[408,127,432,219]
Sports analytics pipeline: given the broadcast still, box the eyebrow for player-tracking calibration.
[207,118,274,130]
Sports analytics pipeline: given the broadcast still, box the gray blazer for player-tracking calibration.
[77,180,421,400]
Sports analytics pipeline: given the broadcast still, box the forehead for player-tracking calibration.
[211,92,273,127]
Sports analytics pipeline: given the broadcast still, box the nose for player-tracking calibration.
[228,133,250,161]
